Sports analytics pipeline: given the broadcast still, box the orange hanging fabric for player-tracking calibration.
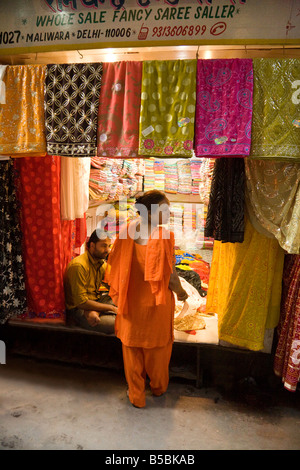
[0,65,47,156]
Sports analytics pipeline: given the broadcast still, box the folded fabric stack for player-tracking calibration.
[177,159,192,194]
[170,203,184,234]
[190,159,202,195]
[89,157,146,201]
[175,250,209,294]
[105,199,138,239]
[183,205,197,231]
[143,158,155,192]
[164,160,179,194]
[89,167,112,200]
[153,159,165,191]
[134,159,145,177]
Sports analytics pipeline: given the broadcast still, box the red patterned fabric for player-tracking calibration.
[97,61,142,158]
[274,255,300,391]
[15,155,85,323]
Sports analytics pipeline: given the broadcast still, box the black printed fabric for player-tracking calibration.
[44,63,103,157]
[0,160,27,324]
[204,157,245,243]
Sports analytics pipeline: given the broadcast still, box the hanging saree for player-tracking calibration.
[274,254,300,392]
[15,155,75,323]
[195,59,253,157]
[0,160,27,324]
[139,60,196,157]
[0,65,46,156]
[61,156,91,220]
[45,63,102,157]
[245,159,300,254]
[206,216,285,351]
[97,61,142,158]
[204,158,245,243]
[250,59,300,161]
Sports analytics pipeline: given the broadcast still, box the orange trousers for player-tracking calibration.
[122,341,173,408]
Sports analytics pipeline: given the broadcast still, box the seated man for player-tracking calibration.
[64,228,117,334]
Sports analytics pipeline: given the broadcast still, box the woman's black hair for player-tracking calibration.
[135,190,168,214]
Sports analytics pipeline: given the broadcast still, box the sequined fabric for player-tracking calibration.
[245,159,300,254]
[45,63,102,157]
[0,65,46,155]
[195,58,253,157]
[0,160,27,324]
[250,59,300,161]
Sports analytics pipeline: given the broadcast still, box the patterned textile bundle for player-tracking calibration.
[195,59,253,157]
[0,160,27,324]
[0,65,46,156]
[139,60,196,157]
[45,63,102,157]
[274,254,300,391]
[250,59,300,161]
[97,61,142,158]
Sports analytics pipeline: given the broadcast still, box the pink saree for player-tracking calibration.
[195,59,253,157]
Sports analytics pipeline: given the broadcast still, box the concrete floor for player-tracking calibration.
[0,354,300,451]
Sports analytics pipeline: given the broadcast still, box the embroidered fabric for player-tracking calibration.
[45,63,102,157]
[250,58,300,161]
[0,160,27,324]
[139,60,196,157]
[0,65,46,155]
[97,61,142,158]
[195,58,253,157]
[245,159,300,254]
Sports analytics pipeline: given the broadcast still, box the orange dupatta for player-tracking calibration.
[106,221,174,315]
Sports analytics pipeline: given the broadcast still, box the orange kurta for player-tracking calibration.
[115,242,174,348]
[107,221,175,407]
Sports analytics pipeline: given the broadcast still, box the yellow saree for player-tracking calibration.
[206,215,285,351]
[0,65,46,156]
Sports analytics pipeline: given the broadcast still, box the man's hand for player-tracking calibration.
[84,311,101,327]
[109,305,118,315]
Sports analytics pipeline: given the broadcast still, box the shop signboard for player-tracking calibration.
[0,0,299,54]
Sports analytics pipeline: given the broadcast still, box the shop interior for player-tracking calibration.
[0,42,299,392]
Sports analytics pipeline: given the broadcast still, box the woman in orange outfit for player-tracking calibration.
[106,190,188,408]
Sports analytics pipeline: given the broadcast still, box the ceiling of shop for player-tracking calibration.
[1,44,300,65]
